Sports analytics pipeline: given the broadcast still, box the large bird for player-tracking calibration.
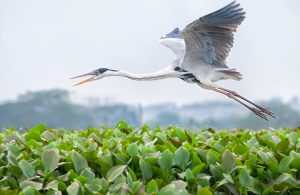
[71,1,274,120]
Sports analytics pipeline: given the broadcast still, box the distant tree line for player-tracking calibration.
[0,89,299,130]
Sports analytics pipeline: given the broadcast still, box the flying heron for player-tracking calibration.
[71,1,274,120]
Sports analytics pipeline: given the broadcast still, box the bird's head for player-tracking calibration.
[71,68,117,86]
[159,27,184,48]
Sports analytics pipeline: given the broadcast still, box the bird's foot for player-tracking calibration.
[222,89,275,118]
[250,107,268,121]
[256,106,275,118]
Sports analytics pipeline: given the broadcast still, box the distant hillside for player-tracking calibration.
[0,89,299,129]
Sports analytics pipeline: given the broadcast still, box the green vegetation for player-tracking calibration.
[0,122,300,194]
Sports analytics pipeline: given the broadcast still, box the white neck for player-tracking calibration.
[106,67,182,81]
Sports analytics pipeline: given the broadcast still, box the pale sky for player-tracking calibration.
[1,0,299,105]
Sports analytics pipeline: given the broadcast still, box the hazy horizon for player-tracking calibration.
[1,0,299,105]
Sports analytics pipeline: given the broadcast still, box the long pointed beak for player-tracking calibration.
[70,72,99,86]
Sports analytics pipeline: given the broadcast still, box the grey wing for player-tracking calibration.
[181,1,245,70]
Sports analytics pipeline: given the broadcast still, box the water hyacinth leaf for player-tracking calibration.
[158,149,173,171]
[42,149,60,173]
[197,187,212,195]
[279,156,293,173]
[0,190,19,195]
[174,147,190,168]
[23,186,36,195]
[41,130,56,141]
[44,180,59,190]
[6,143,22,157]
[71,151,88,173]
[106,165,127,183]
[20,180,43,190]
[127,167,137,181]
[18,159,36,178]
[158,180,189,195]
[76,175,88,184]
[139,159,153,181]
[146,179,158,194]
[1,124,300,193]
[126,143,139,157]
[222,150,236,172]
[185,169,194,180]
[257,150,269,163]
[239,167,254,187]
[170,128,187,142]
[223,173,234,184]
[291,157,300,170]
[210,164,223,181]
[81,168,95,183]
[192,164,205,176]
[275,173,296,185]
[206,150,220,165]
[85,178,102,192]
[25,124,46,141]
[67,182,80,195]
[192,152,202,167]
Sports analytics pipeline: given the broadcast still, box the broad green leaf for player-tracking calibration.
[139,159,153,181]
[197,187,212,195]
[158,149,173,171]
[6,143,22,157]
[106,165,127,183]
[192,152,202,167]
[185,169,194,180]
[158,180,189,195]
[279,156,293,173]
[20,180,43,190]
[174,147,190,168]
[42,149,60,173]
[258,150,269,163]
[127,167,137,181]
[275,173,296,185]
[81,168,95,183]
[71,151,88,173]
[75,175,88,184]
[25,124,46,141]
[261,134,276,149]
[223,173,234,184]
[23,186,36,195]
[44,180,59,190]
[210,164,223,181]
[170,128,187,142]
[206,150,220,165]
[41,130,56,141]
[67,181,80,195]
[146,179,158,194]
[239,167,254,187]
[85,178,102,192]
[192,164,205,176]
[18,159,35,178]
[126,143,139,157]
[222,150,236,172]
[0,190,18,195]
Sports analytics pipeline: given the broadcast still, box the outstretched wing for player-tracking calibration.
[159,28,186,60]
[181,1,245,69]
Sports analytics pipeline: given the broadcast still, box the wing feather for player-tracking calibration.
[181,1,245,69]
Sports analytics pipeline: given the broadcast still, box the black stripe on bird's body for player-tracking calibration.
[174,66,200,83]
[180,73,199,83]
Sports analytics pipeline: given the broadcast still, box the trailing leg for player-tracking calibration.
[219,87,275,118]
[213,88,269,120]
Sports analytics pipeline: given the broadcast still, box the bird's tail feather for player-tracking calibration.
[217,68,243,81]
